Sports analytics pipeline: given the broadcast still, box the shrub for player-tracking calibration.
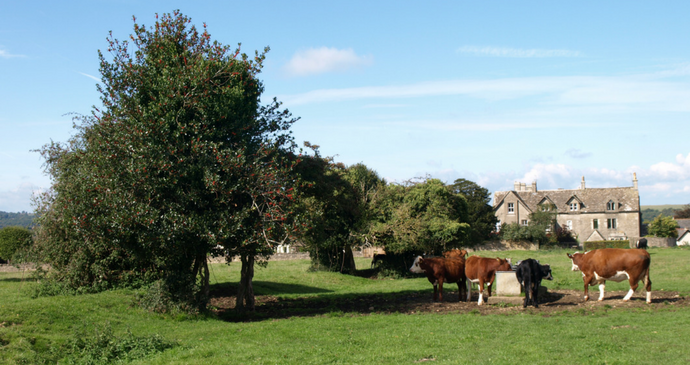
[0,226,32,263]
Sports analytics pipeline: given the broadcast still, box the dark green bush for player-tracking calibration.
[0,226,32,262]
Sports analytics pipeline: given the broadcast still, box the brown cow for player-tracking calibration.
[464,256,512,305]
[409,256,467,302]
[567,248,651,303]
[443,249,468,259]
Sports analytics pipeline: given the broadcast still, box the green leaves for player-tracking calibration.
[34,11,299,310]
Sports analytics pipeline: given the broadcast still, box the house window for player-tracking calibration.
[508,203,514,214]
[567,220,573,230]
[607,200,616,211]
[496,221,501,232]
[607,218,617,229]
[592,219,599,229]
[570,202,579,211]
[521,220,528,226]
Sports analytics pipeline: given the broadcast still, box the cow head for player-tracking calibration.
[409,256,425,273]
[497,258,512,271]
[540,264,554,280]
[567,253,582,271]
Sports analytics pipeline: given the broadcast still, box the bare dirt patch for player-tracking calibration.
[209,287,688,322]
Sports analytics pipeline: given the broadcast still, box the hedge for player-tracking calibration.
[583,240,630,251]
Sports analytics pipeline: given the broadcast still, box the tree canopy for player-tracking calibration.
[449,178,497,243]
[33,11,298,311]
[0,226,32,263]
[648,215,679,238]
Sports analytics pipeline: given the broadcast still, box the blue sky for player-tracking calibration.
[2,1,690,212]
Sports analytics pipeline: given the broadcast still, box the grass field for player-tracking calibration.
[1,248,690,364]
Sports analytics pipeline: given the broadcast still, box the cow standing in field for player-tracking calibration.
[409,256,467,302]
[515,259,553,308]
[464,256,512,305]
[567,248,652,303]
[636,238,648,249]
[443,249,468,259]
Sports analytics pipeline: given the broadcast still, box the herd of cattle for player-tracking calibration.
[402,247,652,308]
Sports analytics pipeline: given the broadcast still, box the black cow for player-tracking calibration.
[636,238,648,249]
[515,259,553,308]
[371,254,387,268]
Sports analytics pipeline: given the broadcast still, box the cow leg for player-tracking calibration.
[433,281,439,302]
[438,279,444,302]
[533,280,541,308]
[624,273,639,301]
[530,283,538,308]
[477,281,485,306]
[522,277,531,308]
[598,283,606,301]
[644,269,652,304]
[465,279,472,302]
[582,275,593,301]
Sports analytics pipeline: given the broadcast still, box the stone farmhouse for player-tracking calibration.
[493,174,641,242]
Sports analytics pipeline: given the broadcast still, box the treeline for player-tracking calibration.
[0,211,34,229]
[641,204,690,224]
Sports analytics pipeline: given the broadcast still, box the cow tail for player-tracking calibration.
[644,265,652,293]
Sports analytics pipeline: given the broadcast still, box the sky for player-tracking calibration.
[1,1,690,212]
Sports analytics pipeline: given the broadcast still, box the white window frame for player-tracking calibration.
[567,220,573,230]
[569,202,578,211]
[507,202,514,214]
[521,220,528,226]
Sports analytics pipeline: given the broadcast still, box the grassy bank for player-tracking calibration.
[1,247,689,364]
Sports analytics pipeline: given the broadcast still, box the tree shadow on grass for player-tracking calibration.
[212,289,427,323]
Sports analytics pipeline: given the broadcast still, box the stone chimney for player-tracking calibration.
[531,181,537,192]
[514,181,520,191]
[580,176,586,190]
[633,172,638,189]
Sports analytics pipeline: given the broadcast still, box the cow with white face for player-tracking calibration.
[567,248,651,303]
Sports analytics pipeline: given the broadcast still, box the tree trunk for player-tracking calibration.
[236,254,255,312]
[341,245,356,274]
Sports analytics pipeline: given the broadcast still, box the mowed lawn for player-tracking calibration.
[0,247,689,364]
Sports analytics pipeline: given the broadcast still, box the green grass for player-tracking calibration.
[1,248,689,364]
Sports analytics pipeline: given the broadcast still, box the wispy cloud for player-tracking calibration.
[284,47,373,77]
[0,48,27,59]
[457,46,581,58]
[280,73,690,113]
[79,72,101,83]
[565,149,592,159]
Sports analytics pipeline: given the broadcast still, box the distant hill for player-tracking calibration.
[640,205,684,224]
[0,211,35,229]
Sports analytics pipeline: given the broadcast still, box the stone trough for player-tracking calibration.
[480,270,547,305]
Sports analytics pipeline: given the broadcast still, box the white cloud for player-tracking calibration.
[0,182,41,212]
[457,46,581,58]
[565,149,592,159]
[280,74,690,112]
[79,72,101,83]
[284,47,372,77]
[0,48,26,59]
[649,152,690,181]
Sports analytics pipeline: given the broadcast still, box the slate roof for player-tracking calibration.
[494,187,640,213]
[676,219,690,230]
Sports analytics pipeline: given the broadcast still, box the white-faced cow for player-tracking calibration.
[409,256,467,302]
[567,248,651,303]
[464,256,512,305]
[515,259,553,308]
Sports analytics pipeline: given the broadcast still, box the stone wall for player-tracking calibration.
[468,240,539,252]
[627,237,676,248]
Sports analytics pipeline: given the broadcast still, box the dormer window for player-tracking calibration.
[607,200,616,211]
[569,202,579,211]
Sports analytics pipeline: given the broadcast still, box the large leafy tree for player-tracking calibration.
[371,178,470,257]
[33,11,298,311]
[674,204,690,219]
[648,215,679,238]
[0,226,32,263]
[293,145,385,273]
[449,178,498,244]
